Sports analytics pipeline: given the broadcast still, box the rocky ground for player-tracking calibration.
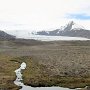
[0,39,90,89]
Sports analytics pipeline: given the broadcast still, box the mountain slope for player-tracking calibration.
[0,30,15,40]
[36,21,90,39]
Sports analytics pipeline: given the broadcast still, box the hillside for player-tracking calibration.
[0,30,15,40]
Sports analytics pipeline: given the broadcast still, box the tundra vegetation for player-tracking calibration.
[0,39,90,90]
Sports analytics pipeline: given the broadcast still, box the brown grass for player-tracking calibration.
[0,40,90,89]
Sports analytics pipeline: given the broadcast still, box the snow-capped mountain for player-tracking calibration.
[58,21,85,31]
[36,21,90,39]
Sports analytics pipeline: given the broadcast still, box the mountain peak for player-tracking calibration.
[63,21,85,31]
[68,21,75,25]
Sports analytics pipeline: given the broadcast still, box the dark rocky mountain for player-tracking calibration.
[36,21,90,39]
[0,30,15,40]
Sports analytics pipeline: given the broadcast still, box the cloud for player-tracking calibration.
[66,13,90,20]
[0,0,90,30]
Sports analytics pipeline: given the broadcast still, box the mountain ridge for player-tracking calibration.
[35,21,90,39]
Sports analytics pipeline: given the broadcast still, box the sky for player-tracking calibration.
[0,0,90,31]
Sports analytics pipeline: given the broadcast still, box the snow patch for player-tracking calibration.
[71,23,85,30]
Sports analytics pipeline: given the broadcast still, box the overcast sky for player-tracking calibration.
[0,0,90,31]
